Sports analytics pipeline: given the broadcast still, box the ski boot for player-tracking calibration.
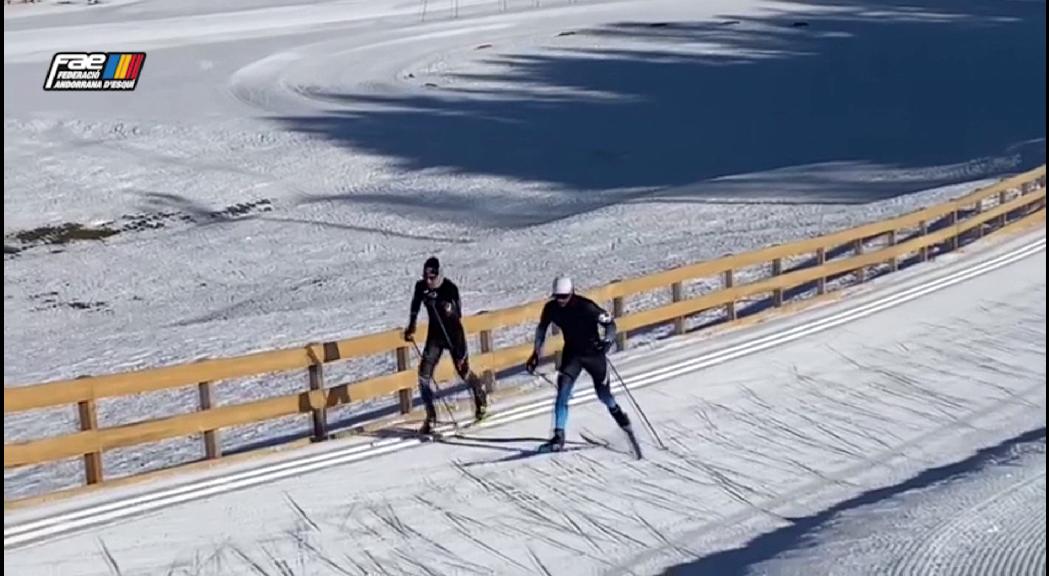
[610,406,643,459]
[418,417,436,436]
[470,374,490,423]
[474,389,490,422]
[418,403,438,437]
[610,405,631,428]
[538,428,566,453]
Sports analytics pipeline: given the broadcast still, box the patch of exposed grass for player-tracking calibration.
[10,223,119,247]
[7,198,274,252]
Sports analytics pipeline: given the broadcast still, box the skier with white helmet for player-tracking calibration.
[526,276,633,452]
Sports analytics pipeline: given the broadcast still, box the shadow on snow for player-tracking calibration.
[275,0,1045,228]
[663,427,1047,575]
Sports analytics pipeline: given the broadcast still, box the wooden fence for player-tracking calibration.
[4,165,1046,502]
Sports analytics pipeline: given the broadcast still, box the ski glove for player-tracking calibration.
[594,339,613,354]
[525,352,539,374]
[403,325,416,342]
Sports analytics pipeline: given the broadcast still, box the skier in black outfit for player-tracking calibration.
[404,256,489,434]
[525,276,632,452]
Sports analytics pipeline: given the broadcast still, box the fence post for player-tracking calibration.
[1018,182,1035,215]
[77,399,103,485]
[853,239,865,283]
[723,270,736,320]
[948,209,959,251]
[671,282,685,335]
[612,294,627,350]
[396,346,413,414]
[888,230,898,272]
[771,258,784,307]
[816,248,827,295]
[479,329,495,393]
[198,382,220,460]
[308,364,327,441]
[974,198,985,238]
[919,221,929,262]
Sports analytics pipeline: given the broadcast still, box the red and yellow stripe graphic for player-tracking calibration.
[102,53,146,81]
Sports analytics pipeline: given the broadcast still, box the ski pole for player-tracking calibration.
[606,357,666,450]
[431,304,461,365]
[410,339,460,429]
[431,308,483,402]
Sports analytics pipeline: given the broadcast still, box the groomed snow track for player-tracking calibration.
[4,227,1045,576]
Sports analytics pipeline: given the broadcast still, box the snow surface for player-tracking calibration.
[3,0,1045,394]
[693,431,1045,576]
[4,229,1045,575]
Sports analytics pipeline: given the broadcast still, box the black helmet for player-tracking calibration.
[423,256,440,277]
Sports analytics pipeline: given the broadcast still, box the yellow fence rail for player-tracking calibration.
[4,165,1046,500]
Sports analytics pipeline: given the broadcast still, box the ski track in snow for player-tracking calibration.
[3,0,1046,498]
[3,234,1045,575]
[710,436,1046,576]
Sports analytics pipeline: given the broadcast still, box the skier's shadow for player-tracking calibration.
[366,428,596,461]
[362,428,553,454]
[362,427,597,468]
[440,436,591,453]
[449,435,597,467]
[456,441,599,467]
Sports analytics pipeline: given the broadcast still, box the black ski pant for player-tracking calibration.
[417,338,487,420]
[554,352,624,431]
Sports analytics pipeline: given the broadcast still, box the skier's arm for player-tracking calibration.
[450,282,463,321]
[532,303,553,356]
[408,281,423,327]
[590,301,617,347]
[443,284,468,353]
[451,324,468,359]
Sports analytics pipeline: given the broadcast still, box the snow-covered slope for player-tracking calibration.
[710,431,1045,576]
[4,227,1044,575]
[3,0,1045,392]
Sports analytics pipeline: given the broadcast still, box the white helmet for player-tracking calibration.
[552,276,574,296]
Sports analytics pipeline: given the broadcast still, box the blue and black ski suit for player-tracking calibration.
[531,295,631,434]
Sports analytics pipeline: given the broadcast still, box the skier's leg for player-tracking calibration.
[453,349,488,418]
[538,356,583,452]
[417,340,444,431]
[554,356,583,431]
[583,355,631,429]
[554,373,577,431]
